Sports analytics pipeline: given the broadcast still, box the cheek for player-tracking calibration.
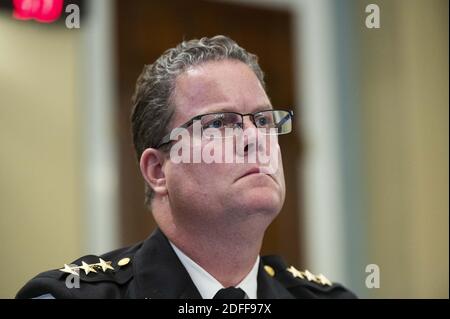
[166,163,192,197]
[166,161,228,194]
[274,150,286,200]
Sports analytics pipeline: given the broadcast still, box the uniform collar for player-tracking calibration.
[131,228,294,299]
[170,241,259,299]
[132,228,202,299]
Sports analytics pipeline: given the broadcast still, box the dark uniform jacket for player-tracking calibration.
[16,229,356,299]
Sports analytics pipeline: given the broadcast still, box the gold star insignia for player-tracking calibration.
[303,269,316,282]
[80,261,97,275]
[316,273,332,286]
[59,264,79,276]
[287,266,305,279]
[287,266,333,286]
[98,258,114,272]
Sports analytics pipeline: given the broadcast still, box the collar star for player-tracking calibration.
[59,264,79,276]
[303,269,316,281]
[287,266,305,279]
[98,258,114,272]
[80,261,97,275]
[316,273,332,286]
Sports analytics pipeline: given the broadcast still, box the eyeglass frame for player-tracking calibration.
[155,109,294,149]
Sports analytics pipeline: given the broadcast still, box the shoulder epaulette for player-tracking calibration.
[57,254,133,284]
[261,255,357,298]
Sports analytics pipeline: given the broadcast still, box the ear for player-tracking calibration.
[139,148,168,196]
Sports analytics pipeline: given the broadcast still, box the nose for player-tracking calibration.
[239,115,258,155]
[242,114,257,130]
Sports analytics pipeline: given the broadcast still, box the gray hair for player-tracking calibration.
[131,35,266,207]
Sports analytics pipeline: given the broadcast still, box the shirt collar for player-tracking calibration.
[170,241,259,299]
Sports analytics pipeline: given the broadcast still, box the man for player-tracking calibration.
[17,35,356,299]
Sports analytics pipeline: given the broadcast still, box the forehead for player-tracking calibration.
[171,60,270,125]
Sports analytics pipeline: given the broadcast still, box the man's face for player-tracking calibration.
[164,60,286,227]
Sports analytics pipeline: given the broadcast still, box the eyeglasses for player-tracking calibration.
[156,109,294,149]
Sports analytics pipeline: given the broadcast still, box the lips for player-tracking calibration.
[240,167,260,178]
[235,166,278,185]
[234,167,265,183]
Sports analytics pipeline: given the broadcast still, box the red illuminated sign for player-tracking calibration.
[13,0,63,23]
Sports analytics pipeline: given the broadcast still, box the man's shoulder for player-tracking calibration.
[16,229,358,299]
[261,255,357,299]
[16,242,142,299]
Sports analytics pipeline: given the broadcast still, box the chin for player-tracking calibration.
[236,188,284,217]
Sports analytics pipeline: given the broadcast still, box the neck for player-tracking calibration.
[153,201,267,287]
[171,227,263,287]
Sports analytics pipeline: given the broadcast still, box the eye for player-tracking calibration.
[212,119,223,128]
[205,118,224,129]
[257,116,268,127]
